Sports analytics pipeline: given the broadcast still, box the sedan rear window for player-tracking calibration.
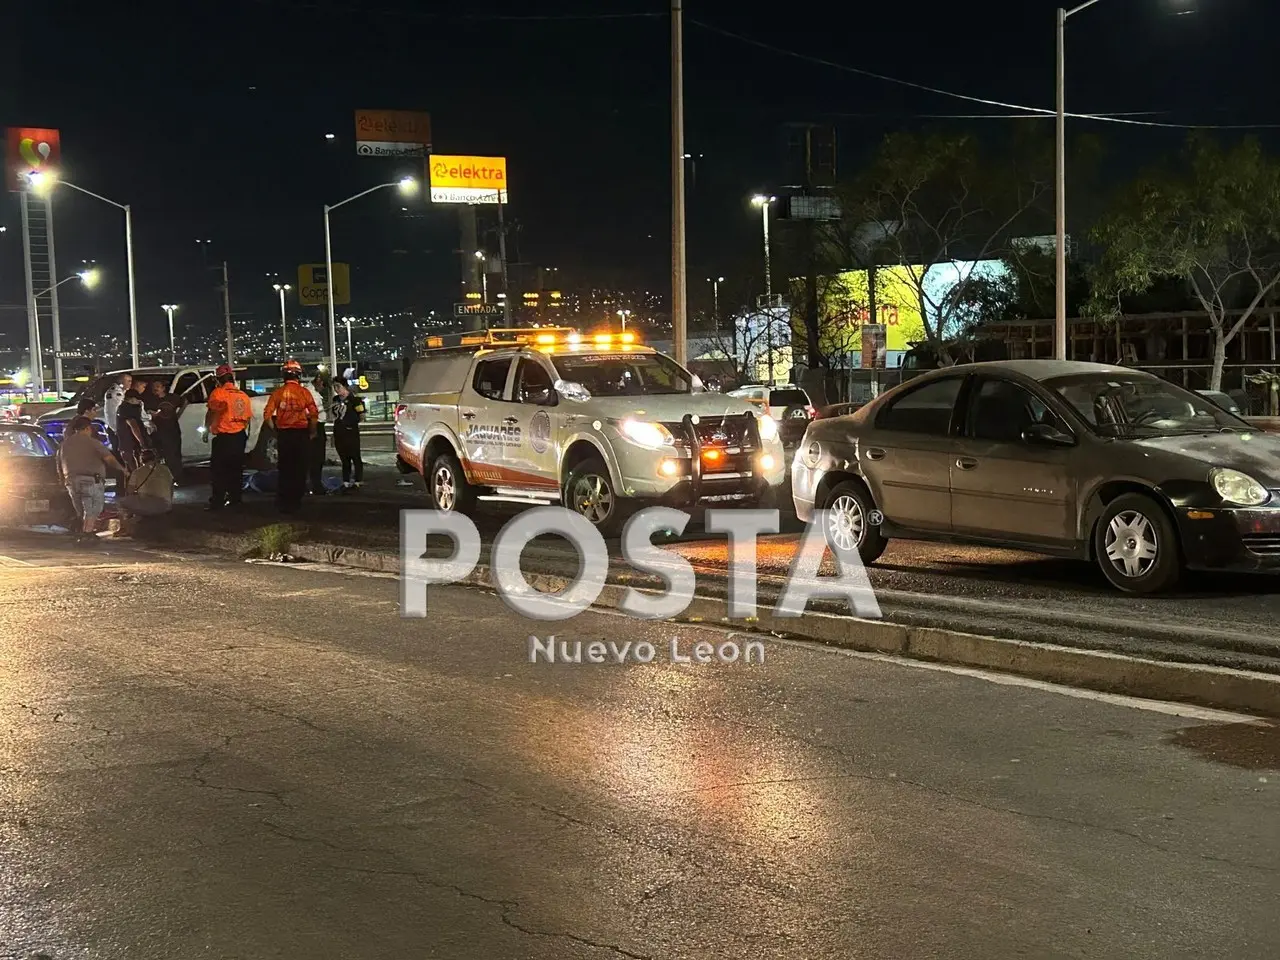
[876,377,963,435]
[768,389,809,407]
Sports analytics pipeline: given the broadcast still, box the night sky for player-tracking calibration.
[4,0,1278,348]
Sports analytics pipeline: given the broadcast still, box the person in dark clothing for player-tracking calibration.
[149,380,185,484]
[330,377,366,491]
[116,379,150,470]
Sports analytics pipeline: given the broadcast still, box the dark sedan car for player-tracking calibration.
[0,424,75,528]
[792,360,1280,594]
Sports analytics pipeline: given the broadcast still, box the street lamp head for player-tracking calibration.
[474,250,486,260]
[78,268,101,289]
[751,194,776,207]
[717,276,725,282]
[397,176,418,195]
[161,303,177,311]
[26,170,55,195]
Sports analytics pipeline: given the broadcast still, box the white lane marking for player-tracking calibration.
[260,562,1271,726]
[0,554,35,567]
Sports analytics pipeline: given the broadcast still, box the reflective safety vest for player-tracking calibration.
[207,382,252,434]
[265,380,317,430]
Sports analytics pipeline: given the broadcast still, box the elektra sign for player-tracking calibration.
[400,506,882,622]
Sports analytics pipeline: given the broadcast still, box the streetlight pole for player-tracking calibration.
[475,251,488,304]
[344,317,355,372]
[671,0,688,367]
[708,276,724,332]
[323,177,417,375]
[617,309,631,332]
[162,304,178,364]
[34,175,140,367]
[1056,0,1106,362]
[752,195,777,384]
[32,268,100,396]
[273,283,291,355]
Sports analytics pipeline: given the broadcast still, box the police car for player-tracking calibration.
[394,328,787,535]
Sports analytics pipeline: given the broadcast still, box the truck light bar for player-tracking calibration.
[417,327,640,353]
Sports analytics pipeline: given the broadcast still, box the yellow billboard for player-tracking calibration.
[429,155,508,204]
[814,266,927,356]
[297,263,351,306]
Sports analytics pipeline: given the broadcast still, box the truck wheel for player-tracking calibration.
[428,451,476,515]
[1094,493,1180,594]
[249,427,278,470]
[565,457,629,538]
[822,480,887,565]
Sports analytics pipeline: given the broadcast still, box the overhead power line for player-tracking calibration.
[689,18,1280,131]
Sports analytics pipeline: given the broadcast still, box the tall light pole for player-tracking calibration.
[617,309,632,332]
[752,195,777,384]
[31,268,100,396]
[671,0,688,366]
[273,282,292,355]
[161,303,178,364]
[475,251,489,304]
[708,276,724,331]
[324,177,417,375]
[29,171,139,367]
[343,316,356,372]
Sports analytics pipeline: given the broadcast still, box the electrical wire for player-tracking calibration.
[689,18,1280,131]
[244,0,660,20]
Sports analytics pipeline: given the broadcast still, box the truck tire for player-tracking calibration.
[249,426,278,470]
[427,451,477,515]
[564,456,630,539]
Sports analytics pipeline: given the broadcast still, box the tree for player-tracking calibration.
[837,129,1051,360]
[1091,136,1280,391]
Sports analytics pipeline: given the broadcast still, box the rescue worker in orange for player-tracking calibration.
[264,359,318,513]
[204,364,253,510]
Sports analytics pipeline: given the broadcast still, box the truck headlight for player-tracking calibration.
[757,414,779,441]
[1210,467,1270,506]
[619,419,674,449]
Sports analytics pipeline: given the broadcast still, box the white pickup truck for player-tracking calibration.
[395,327,787,536]
[37,365,274,462]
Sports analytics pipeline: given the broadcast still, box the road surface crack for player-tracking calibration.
[186,751,292,808]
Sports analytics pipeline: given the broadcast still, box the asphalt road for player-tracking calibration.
[0,535,1277,958]
[163,454,1280,667]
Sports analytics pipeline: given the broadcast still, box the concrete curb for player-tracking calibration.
[168,529,1280,718]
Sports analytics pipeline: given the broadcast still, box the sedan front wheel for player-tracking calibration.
[1094,492,1181,594]
[822,480,887,565]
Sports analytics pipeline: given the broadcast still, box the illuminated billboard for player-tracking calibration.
[814,260,1009,358]
[429,155,508,204]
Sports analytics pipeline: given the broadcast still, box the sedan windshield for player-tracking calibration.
[1048,374,1248,437]
[552,352,693,396]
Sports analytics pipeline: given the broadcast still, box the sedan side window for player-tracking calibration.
[876,377,963,436]
[968,379,1070,443]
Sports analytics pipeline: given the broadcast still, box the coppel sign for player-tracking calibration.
[297,263,351,306]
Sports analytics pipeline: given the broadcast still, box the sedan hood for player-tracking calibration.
[1129,431,1280,485]
[569,393,761,422]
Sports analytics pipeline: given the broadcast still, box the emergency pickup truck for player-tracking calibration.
[394,327,787,535]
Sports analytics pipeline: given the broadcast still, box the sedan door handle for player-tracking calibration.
[956,457,978,470]
[502,416,519,425]
[462,411,477,420]
[866,447,887,461]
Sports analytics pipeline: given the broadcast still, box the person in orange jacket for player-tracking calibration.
[263,358,318,513]
[204,364,253,510]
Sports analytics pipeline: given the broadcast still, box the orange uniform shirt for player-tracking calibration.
[207,382,253,434]
[265,380,318,430]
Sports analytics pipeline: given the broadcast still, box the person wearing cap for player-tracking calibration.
[264,359,318,513]
[306,374,329,496]
[330,376,366,491]
[205,364,252,510]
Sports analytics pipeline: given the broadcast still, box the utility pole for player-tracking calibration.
[221,261,235,364]
[47,193,64,396]
[670,0,688,366]
[1054,6,1069,362]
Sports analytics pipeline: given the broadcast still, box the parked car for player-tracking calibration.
[793,360,1280,594]
[728,384,815,445]
[0,423,74,528]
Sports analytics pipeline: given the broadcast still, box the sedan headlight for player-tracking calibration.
[757,414,779,441]
[619,419,674,449]
[1210,467,1271,506]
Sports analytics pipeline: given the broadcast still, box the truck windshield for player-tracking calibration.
[551,353,693,396]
